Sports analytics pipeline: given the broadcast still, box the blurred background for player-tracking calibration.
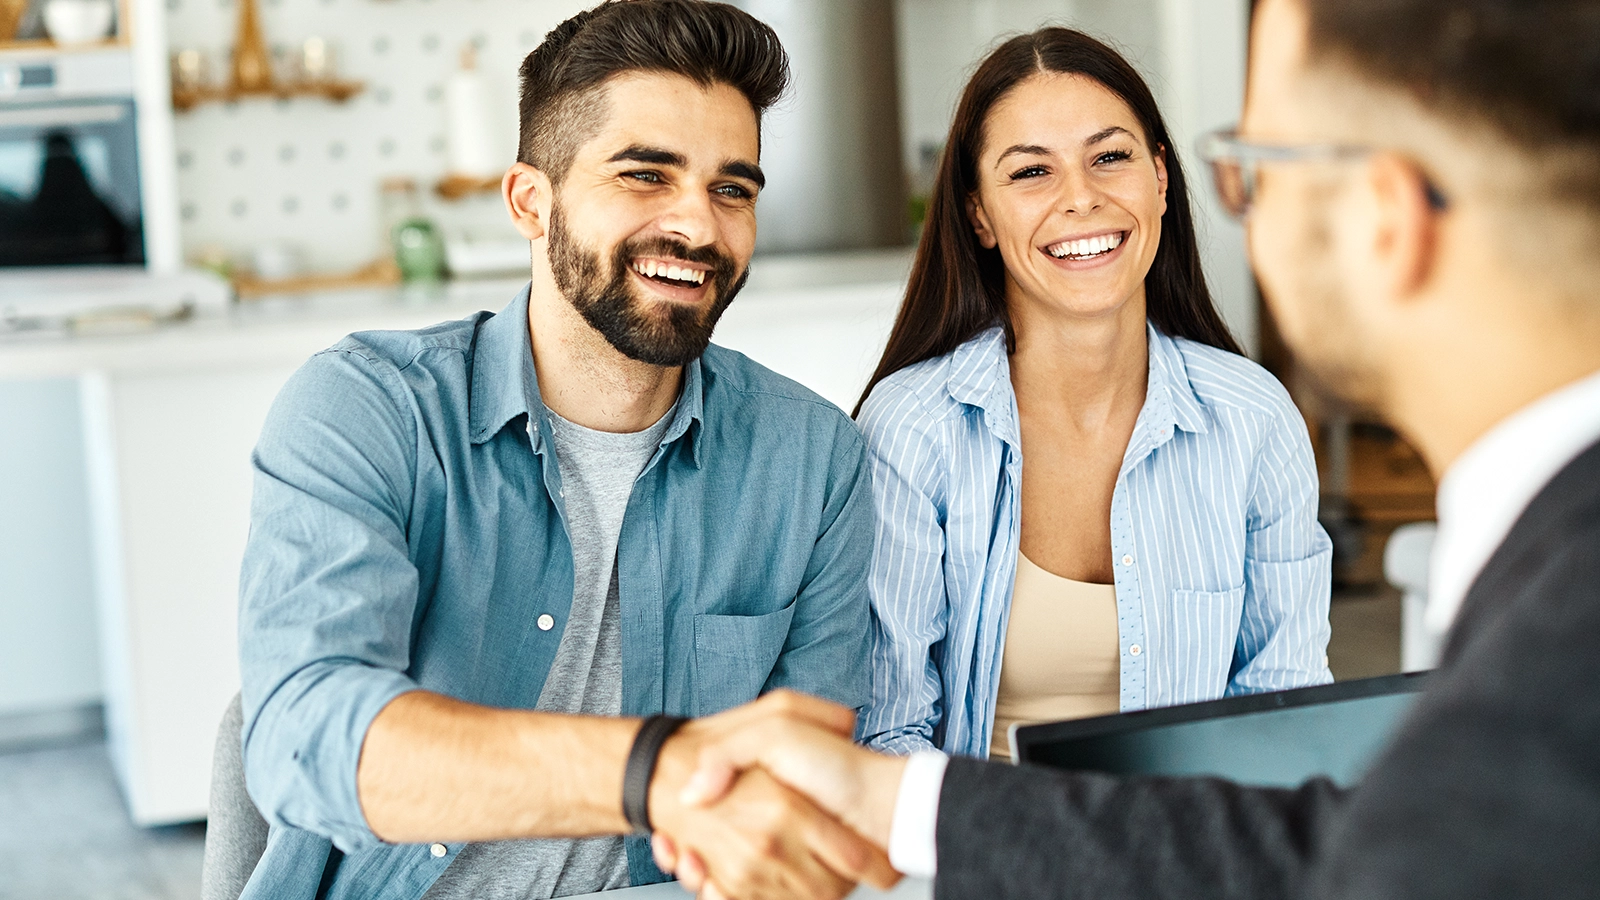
[0,1,1434,897]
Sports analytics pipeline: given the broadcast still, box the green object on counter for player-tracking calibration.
[393,217,446,282]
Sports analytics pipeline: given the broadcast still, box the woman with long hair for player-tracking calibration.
[857,28,1332,758]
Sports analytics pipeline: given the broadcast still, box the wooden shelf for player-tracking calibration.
[434,174,502,201]
[171,79,364,112]
[231,259,399,300]
[0,37,127,53]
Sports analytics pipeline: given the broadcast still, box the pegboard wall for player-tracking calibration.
[166,0,589,274]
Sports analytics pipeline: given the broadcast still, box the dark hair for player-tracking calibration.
[1303,0,1600,205]
[855,28,1240,416]
[518,0,789,183]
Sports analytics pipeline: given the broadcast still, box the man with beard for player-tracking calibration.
[652,0,1600,897]
[233,3,895,900]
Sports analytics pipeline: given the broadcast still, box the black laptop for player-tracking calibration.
[1011,672,1428,788]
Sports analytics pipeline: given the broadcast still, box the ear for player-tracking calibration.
[1367,152,1441,300]
[503,162,553,242]
[1153,144,1169,216]
[967,193,998,249]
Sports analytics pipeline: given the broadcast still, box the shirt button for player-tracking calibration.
[1129,644,1142,657]
[537,614,555,631]
[1121,554,1134,566]
[430,843,448,858]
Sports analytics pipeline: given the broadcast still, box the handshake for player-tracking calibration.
[641,691,915,900]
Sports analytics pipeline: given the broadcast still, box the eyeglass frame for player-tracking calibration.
[1195,127,1449,220]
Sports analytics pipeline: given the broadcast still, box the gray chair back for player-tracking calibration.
[201,693,270,900]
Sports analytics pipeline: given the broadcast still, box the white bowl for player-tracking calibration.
[43,0,116,47]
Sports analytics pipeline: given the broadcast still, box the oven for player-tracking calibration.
[0,50,144,268]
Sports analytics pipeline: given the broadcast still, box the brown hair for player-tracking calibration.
[518,0,789,183]
[1303,0,1600,207]
[855,28,1240,416]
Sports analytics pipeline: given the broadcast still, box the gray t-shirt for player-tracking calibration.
[422,403,673,900]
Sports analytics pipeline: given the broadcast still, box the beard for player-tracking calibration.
[546,200,747,367]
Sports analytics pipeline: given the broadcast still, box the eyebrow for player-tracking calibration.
[993,127,1138,166]
[606,144,766,190]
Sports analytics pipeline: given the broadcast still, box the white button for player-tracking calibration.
[537,614,555,631]
[1121,555,1134,566]
[430,843,448,858]
[1129,644,1142,656]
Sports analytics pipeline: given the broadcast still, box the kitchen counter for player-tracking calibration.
[0,248,912,824]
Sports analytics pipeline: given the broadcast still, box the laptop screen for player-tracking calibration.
[1011,672,1428,788]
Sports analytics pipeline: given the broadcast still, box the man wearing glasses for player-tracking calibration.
[648,0,1600,896]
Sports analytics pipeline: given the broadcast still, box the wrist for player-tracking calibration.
[854,752,908,847]
[622,715,690,833]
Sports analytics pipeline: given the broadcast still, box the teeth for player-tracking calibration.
[632,259,707,285]
[1048,232,1124,259]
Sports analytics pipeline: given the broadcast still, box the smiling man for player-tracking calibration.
[233,3,891,900]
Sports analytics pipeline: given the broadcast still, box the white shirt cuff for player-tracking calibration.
[887,750,948,878]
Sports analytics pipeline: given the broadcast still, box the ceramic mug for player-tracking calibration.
[42,0,116,46]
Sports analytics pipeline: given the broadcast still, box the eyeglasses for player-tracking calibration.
[1196,127,1449,219]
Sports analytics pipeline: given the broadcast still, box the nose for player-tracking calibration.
[1058,167,1104,216]
[655,184,721,250]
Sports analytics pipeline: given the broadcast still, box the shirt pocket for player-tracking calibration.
[692,604,797,716]
[1166,585,1246,704]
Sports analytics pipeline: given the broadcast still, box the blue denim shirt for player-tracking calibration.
[236,286,873,900]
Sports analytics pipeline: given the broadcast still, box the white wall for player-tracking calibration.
[0,379,101,717]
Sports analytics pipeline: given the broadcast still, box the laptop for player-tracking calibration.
[1010,672,1428,788]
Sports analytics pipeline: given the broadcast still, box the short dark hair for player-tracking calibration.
[1303,0,1600,204]
[855,28,1241,415]
[517,0,789,183]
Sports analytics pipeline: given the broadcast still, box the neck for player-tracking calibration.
[1006,287,1150,431]
[1385,291,1600,479]
[525,264,683,433]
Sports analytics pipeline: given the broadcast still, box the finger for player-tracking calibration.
[679,847,709,893]
[653,833,680,873]
[791,793,890,890]
[681,757,739,807]
[757,690,857,737]
[701,879,731,900]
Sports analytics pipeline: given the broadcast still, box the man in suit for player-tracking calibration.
[651,0,1600,896]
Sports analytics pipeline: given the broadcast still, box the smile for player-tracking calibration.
[1044,231,1127,261]
[631,257,709,288]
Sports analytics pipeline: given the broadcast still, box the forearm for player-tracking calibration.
[356,690,639,843]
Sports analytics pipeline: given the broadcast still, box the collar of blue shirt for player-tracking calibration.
[941,321,1213,465]
[466,284,706,466]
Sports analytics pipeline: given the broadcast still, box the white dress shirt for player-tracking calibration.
[886,366,1600,878]
[1427,368,1600,635]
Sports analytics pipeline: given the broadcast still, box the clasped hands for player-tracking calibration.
[644,691,912,900]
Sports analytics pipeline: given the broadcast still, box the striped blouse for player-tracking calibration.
[856,323,1333,757]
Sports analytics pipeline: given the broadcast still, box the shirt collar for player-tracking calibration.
[1427,366,1600,635]
[469,284,706,465]
[944,322,1211,453]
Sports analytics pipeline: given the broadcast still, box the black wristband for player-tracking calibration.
[622,714,689,834]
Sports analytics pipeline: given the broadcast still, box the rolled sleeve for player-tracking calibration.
[238,346,426,852]
[856,387,949,753]
[1230,397,1334,695]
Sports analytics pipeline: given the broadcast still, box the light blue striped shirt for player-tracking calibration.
[857,323,1333,757]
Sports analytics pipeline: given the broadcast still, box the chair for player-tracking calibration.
[1384,521,1441,672]
[200,694,270,900]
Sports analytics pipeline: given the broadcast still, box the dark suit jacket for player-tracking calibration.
[934,438,1600,900]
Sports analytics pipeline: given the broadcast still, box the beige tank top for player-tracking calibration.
[990,552,1122,760]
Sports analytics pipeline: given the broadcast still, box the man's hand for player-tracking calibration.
[649,691,909,897]
[647,691,901,900]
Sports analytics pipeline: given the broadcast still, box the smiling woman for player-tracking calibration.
[854,28,1334,760]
